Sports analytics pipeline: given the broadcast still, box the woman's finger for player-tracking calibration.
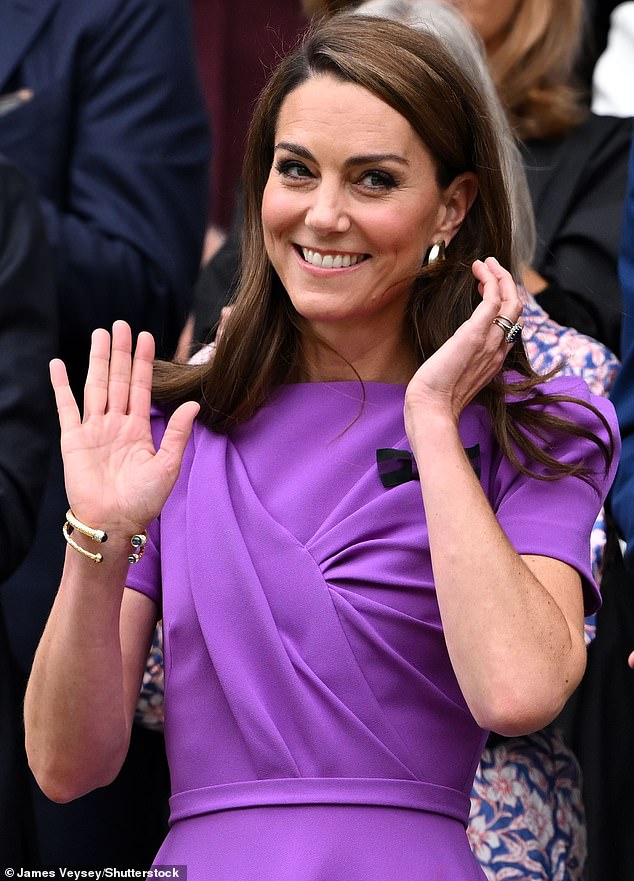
[154,401,200,479]
[83,328,111,419]
[473,258,522,347]
[106,321,133,414]
[128,331,156,418]
[485,257,522,323]
[50,358,81,433]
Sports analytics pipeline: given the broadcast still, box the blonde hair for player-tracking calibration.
[309,0,588,139]
[488,0,587,139]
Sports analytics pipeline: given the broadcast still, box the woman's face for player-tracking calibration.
[448,0,521,49]
[261,74,471,343]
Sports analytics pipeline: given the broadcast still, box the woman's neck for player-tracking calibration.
[297,322,417,384]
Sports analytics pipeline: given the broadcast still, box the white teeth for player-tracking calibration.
[301,247,364,268]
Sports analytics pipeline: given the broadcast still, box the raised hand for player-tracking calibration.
[51,320,199,537]
[405,256,522,427]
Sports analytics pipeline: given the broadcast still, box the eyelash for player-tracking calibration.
[274,159,399,192]
[274,159,313,181]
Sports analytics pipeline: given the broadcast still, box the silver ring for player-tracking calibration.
[505,322,523,345]
[492,316,514,332]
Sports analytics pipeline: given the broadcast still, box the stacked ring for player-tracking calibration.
[504,322,523,345]
[492,314,523,344]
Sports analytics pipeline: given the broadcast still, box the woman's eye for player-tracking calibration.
[359,170,397,190]
[275,159,313,180]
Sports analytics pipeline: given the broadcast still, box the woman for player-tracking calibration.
[24,15,617,879]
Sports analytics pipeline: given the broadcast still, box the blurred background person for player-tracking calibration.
[602,127,634,881]
[0,0,209,867]
[0,155,57,864]
[443,0,631,356]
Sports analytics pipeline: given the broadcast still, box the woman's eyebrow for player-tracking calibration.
[274,142,409,167]
[274,142,315,160]
[344,153,409,168]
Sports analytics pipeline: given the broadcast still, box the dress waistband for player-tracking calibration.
[169,777,470,826]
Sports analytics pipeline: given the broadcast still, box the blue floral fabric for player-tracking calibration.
[468,727,586,881]
[134,620,165,730]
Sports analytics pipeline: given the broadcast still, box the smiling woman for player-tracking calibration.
[261,74,477,380]
[24,12,619,881]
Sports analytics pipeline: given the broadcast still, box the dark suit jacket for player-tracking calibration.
[0,1,209,865]
[523,113,632,356]
[0,0,210,383]
[0,156,57,862]
[0,158,56,582]
[557,129,634,881]
[0,0,210,668]
[610,126,634,561]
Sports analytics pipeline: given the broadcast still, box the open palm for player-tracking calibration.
[51,321,199,535]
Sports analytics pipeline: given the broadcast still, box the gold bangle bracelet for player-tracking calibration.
[128,531,148,565]
[62,520,104,563]
[65,508,108,543]
[63,509,148,565]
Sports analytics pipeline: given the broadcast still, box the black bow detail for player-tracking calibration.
[376,449,419,487]
[376,443,481,488]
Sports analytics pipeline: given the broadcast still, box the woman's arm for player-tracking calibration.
[25,571,157,802]
[406,257,587,735]
[24,321,199,800]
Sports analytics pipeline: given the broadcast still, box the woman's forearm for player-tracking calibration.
[24,532,148,802]
[408,409,586,736]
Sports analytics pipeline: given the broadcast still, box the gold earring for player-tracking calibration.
[425,240,446,265]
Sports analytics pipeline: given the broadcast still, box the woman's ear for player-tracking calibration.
[436,172,479,245]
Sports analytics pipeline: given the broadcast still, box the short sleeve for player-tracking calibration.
[124,407,167,609]
[492,376,620,615]
[125,514,161,609]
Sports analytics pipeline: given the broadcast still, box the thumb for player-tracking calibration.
[155,401,200,476]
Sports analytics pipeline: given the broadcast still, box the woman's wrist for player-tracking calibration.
[63,508,149,566]
[404,400,459,447]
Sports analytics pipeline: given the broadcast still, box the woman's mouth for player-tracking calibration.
[297,245,369,268]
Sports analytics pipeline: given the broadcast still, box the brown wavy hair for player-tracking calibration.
[153,14,612,484]
[487,0,587,140]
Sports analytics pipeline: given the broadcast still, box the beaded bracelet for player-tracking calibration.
[63,508,148,565]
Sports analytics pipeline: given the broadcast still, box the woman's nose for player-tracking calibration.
[304,182,351,235]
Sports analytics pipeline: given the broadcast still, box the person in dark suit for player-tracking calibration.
[0,0,210,867]
[0,156,57,863]
[569,126,634,881]
[0,158,55,580]
[612,133,634,556]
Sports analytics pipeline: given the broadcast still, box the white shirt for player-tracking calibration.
[592,2,634,116]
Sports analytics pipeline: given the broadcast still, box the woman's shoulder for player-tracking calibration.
[506,371,616,421]
[505,373,620,483]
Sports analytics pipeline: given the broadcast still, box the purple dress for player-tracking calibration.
[126,378,617,880]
